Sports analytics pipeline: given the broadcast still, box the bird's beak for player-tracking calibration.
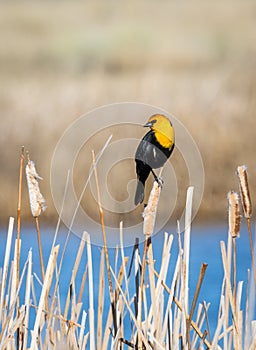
[143,121,153,128]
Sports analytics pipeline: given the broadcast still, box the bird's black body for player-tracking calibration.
[134,129,174,205]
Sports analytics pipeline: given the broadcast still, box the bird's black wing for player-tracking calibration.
[135,130,170,170]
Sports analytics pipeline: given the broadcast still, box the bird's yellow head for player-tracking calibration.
[144,114,175,149]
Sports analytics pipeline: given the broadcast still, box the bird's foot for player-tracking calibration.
[151,169,163,187]
[155,176,163,188]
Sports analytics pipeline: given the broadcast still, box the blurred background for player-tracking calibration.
[1,1,256,226]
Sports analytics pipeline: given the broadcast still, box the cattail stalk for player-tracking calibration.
[0,217,14,324]
[188,263,208,334]
[23,249,32,349]
[26,153,46,281]
[86,232,95,350]
[63,231,87,323]
[138,179,162,347]
[15,147,25,350]
[184,186,194,316]
[30,245,59,349]
[97,250,104,350]
[17,146,24,295]
[236,165,255,287]
[92,150,117,336]
[35,217,45,281]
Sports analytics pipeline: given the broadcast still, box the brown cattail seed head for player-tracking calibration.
[236,165,252,219]
[26,158,46,217]
[228,191,240,238]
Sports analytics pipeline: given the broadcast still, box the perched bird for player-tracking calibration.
[134,114,175,205]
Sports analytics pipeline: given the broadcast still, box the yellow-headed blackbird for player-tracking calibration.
[134,114,175,205]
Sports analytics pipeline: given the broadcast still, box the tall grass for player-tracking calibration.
[0,155,255,349]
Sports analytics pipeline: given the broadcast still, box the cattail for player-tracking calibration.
[26,154,46,281]
[26,157,46,217]
[228,191,240,238]
[236,165,252,219]
[143,181,161,237]
[237,166,256,288]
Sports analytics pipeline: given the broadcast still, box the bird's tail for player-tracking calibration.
[134,180,145,205]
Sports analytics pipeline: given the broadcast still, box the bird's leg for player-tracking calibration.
[151,169,158,181]
[151,169,163,187]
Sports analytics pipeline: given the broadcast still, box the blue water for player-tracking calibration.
[0,222,254,345]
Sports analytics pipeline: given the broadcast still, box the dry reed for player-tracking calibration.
[26,153,46,282]
[0,154,256,349]
[228,190,240,312]
[92,149,117,338]
[236,165,256,289]
[16,146,24,303]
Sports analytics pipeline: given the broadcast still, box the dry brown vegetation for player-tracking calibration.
[0,1,256,224]
[0,170,255,349]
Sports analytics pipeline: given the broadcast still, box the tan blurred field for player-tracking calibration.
[0,1,256,226]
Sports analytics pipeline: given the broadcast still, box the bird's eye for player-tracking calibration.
[151,119,157,124]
